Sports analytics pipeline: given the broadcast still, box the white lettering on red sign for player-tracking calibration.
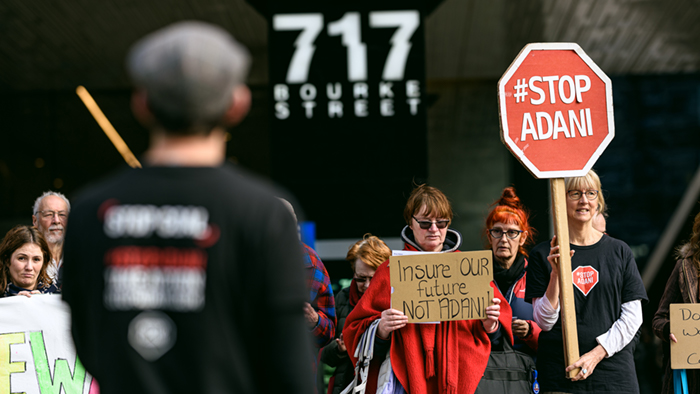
[525,75,590,105]
[498,43,614,179]
[516,74,594,142]
[521,108,593,141]
[572,265,599,296]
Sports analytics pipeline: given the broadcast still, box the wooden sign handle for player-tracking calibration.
[550,178,580,379]
[76,85,142,169]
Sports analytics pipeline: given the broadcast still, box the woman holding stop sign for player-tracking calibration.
[525,169,647,393]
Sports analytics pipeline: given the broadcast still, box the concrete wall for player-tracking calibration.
[426,79,510,250]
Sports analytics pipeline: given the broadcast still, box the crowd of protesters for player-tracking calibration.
[0,19,695,394]
[0,170,661,394]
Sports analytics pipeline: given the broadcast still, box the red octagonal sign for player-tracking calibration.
[498,43,614,178]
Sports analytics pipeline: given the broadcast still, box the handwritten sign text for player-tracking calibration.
[671,303,700,369]
[389,251,493,323]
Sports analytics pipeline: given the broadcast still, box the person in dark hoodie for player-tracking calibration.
[343,184,512,394]
[484,186,540,358]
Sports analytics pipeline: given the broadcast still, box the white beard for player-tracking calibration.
[44,225,64,245]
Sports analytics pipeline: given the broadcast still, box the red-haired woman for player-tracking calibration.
[484,187,540,357]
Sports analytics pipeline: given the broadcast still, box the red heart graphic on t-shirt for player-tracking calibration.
[572,266,599,296]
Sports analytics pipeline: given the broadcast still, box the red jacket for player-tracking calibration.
[343,243,513,394]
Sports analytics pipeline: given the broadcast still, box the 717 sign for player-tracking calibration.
[269,10,426,120]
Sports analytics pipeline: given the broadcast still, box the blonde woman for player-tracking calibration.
[526,170,647,393]
[320,234,391,394]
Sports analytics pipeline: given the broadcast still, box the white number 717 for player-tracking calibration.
[273,10,420,84]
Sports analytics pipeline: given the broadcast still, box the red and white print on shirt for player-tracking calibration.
[572,265,599,296]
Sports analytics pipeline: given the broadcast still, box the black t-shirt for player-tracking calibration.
[62,164,312,394]
[525,234,647,394]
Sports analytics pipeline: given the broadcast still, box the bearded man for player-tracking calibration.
[32,191,70,284]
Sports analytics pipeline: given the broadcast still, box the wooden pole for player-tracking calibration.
[76,86,142,169]
[550,178,580,379]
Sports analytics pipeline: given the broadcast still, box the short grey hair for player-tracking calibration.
[33,191,71,216]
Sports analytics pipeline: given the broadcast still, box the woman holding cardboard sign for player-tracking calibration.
[652,211,700,394]
[484,186,541,358]
[343,184,512,394]
[525,170,647,393]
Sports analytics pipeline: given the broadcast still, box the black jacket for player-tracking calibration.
[320,286,355,394]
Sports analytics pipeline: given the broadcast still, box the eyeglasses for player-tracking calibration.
[353,275,373,284]
[37,210,68,220]
[489,228,523,239]
[412,216,450,230]
[567,190,599,201]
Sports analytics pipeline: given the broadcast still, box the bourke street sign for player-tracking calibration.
[498,43,614,179]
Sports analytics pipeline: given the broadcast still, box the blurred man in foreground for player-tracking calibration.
[62,21,312,393]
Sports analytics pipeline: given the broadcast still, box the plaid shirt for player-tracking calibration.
[302,243,336,348]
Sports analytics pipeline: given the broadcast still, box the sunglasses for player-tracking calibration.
[412,216,450,230]
[354,276,373,283]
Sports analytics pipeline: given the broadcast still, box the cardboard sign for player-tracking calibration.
[670,303,700,369]
[389,251,493,323]
[0,294,97,394]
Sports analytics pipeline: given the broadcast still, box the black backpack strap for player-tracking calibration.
[482,369,531,381]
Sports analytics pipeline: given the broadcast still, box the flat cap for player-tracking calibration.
[127,21,250,124]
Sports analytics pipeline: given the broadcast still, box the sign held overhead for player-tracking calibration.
[498,43,614,179]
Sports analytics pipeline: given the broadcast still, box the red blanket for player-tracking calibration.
[343,255,513,394]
